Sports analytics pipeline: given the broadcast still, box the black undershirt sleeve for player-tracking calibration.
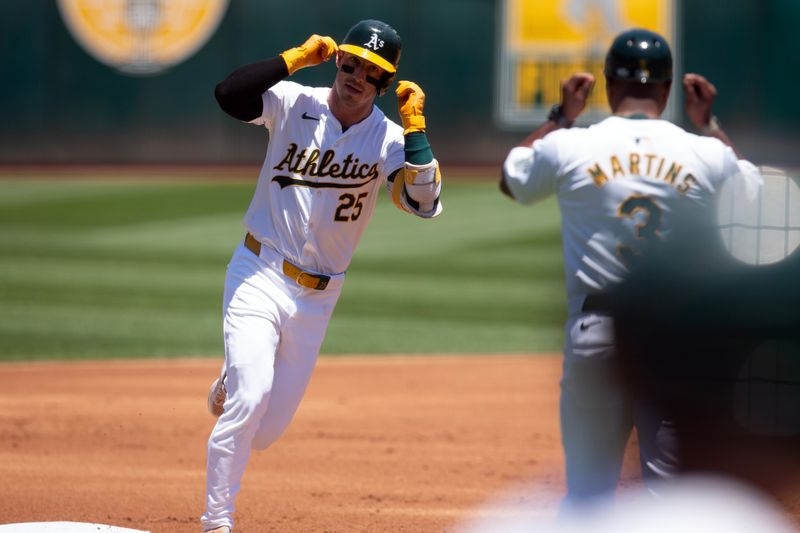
[214,56,289,122]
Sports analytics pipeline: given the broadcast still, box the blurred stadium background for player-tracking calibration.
[0,0,798,360]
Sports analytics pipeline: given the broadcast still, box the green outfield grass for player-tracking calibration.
[0,176,565,361]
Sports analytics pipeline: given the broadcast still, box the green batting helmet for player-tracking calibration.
[339,19,401,75]
[604,28,673,84]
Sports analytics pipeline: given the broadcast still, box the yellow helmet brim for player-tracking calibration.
[339,44,396,73]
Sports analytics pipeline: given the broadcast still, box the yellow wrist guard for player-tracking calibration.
[401,115,426,135]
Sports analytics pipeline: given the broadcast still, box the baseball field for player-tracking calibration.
[0,172,578,532]
[2,172,796,532]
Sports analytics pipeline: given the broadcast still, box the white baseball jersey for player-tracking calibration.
[245,80,406,275]
[503,116,760,315]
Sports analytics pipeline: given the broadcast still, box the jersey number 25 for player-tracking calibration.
[334,192,369,222]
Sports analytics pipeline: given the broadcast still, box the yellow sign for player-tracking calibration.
[57,0,229,75]
[498,0,676,126]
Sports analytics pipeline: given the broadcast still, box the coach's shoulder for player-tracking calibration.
[538,124,589,152]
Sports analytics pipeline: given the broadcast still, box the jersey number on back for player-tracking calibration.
[616,194,663,264]
[334,192,369,222]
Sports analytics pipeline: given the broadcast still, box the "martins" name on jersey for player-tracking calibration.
[587,153,698,195]
[273,143,379,182]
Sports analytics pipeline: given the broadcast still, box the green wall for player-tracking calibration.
[0,1,797,167]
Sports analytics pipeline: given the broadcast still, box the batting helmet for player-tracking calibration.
[339,19,401,90]
[604,28,673,84]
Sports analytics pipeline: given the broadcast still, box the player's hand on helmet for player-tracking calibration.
[683,73,717,130]
[281,34,338,76]
[561,73,595,121]
[396,81,426,134]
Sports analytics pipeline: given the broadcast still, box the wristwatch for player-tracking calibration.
[701,115,720,135]
[547,104,574,128]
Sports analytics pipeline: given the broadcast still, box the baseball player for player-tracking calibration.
[201,20,442,533]
[499,28,761,511]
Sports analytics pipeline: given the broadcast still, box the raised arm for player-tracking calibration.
[388,81,443,218]
[500,73,594,198]
[214,35,338,122]
[683,73,743,159]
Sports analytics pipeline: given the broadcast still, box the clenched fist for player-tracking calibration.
[281,34,338,76]
[396,80,426,134]
[560,73,595,122]
[683,73,717,130]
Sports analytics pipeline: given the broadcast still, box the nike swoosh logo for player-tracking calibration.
[302,112,320,121]
[579,322,590,331]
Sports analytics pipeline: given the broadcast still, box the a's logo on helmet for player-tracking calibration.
[56,0,229,76]
[364,32,385,51]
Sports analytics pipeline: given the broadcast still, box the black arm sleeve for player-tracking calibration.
[214,56,289,122]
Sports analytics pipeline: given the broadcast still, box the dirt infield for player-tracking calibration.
[0,355,649,533]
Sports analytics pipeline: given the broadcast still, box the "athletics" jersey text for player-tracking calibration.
[274,143,379,182]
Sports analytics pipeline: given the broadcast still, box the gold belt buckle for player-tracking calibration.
[296,272,316,289]
[283,260,330,290]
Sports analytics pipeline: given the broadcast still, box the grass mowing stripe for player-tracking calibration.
[0,182,253,228]
[0,180,135,207]
[333,276,564,324]
[0,178,567,360]
[0,304,221,361]
[323,316,561,354]
[0,257,224,291]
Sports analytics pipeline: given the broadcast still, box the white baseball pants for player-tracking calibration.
[558,311,677,513]
[201,240,344,531]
